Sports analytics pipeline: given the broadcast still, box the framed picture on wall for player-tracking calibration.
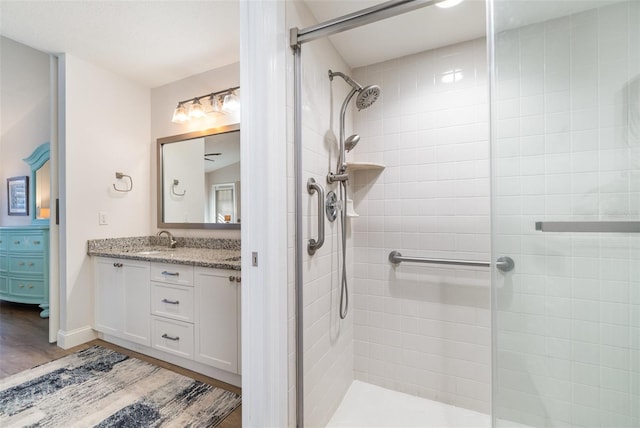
[7,176,29,216]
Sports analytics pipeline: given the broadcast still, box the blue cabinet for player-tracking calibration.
[0,226,49,317]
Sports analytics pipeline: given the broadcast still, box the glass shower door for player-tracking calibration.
[491,0,639,427]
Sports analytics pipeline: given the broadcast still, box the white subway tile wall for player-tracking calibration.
[493,2,639,427]
[349,38,493,414]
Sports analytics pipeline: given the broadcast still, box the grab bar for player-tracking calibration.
[535,221,640,233]
[307,178,325,255]
[388,251,514,272]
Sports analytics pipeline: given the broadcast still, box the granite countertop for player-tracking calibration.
[87,236,241,271]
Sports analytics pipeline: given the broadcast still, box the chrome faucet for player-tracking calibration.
[157,230,177,248]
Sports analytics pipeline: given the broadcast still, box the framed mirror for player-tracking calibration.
[157,124,240,229]
[23,142,50,224]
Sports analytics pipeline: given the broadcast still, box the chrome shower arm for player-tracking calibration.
[329,70,363,91]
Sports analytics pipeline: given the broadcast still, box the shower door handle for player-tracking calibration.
[307,178,325,255]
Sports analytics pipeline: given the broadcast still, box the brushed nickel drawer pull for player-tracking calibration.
[161,333,180,341]
[28,284,33,289]
[28,262,34,266]
[161,271,179,276]
[14,241,20,244]
[18,262,25,266]
[161,298,180,305]
[33,240,41,245]
[19,284,24,288]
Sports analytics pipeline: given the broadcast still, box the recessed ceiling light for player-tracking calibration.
[436,0,464,8]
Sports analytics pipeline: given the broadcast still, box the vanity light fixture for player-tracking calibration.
[171,86,240,123]
[171,103,188,123]
[222,90,240,113]
[189,98,206,118]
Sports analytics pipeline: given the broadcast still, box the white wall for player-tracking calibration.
[58,53,150,347]
[286,1,357,426]
[150,63,240,238]
[492,2,639,426]
[163,137,205,223]
[0,36,50,226]
[350,39,492,413]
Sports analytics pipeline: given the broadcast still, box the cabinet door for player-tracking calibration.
[194,268,239,373]
[94,258,150,346]
[94,258,124,336]
[122,260,151,346]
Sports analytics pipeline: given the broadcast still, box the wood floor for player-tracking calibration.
[0,300,241,427]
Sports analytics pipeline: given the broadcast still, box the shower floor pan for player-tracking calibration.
[327,380,490,427]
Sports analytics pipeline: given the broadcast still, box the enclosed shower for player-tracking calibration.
[290,0,639,427]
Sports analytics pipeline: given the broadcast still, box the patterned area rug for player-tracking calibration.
[0,345,241,427]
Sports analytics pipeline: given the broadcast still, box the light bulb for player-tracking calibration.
[171,103,188,123]
[210,94,223,114]
[189,98,206,118]
[222,91,240,112]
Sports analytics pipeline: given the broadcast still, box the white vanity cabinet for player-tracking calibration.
[93,256,241,381]
[93,257,150,346]
[194,267,241,374]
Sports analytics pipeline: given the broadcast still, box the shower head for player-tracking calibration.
[356,85,381,110]
[329,70,381,110]
[345,134,360,152]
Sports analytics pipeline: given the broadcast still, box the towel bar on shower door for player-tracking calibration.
[388,251,515,272]
[535,221,640,233]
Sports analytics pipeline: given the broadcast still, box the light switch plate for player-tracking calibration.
[98,212,109,225]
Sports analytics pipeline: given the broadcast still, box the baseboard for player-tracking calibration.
[57,326,97,349]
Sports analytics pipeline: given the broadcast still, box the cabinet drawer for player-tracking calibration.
[151,316,194,359]
[9,278,44,298]
[150,263,193,286]
[151,282,194,323]
[0,236,7,251]
[9,256,44,275]
[8,234,46,252]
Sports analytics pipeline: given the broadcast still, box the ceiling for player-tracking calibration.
[0,0,487,88]
[0,1,240,88]
[0,0,617,88]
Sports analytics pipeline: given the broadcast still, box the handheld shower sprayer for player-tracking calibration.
[345,134,360,152]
